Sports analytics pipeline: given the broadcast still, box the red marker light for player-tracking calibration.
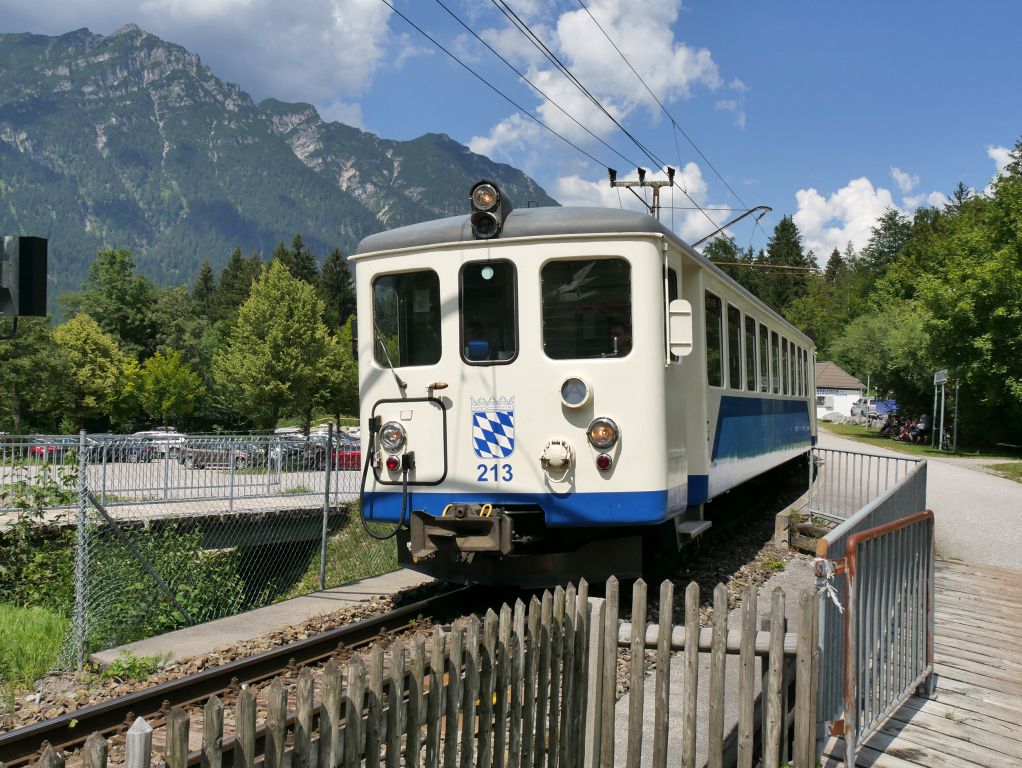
[386,456,401,472]
[596,454,612,470]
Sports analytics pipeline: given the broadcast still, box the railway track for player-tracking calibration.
[0,586,484,768]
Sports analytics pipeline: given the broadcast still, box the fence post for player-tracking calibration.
[163,437,171,500]
[72,429,89,671]
[228,442,236,516]
[319,423,334,591]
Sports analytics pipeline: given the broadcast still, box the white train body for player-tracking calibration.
[352,201,815,585]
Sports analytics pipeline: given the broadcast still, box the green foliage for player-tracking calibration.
[128,348,205,425]
[319,247,356,332]
[61,249,158,358]
[213,261,332,429]
[0,317,70,433]
[0,603,67,702]
[316,318,359,423]
[274,233,319,284]
[96,651,163,681]
[86,524,245,650]
[213,248,264,322]
[0,460,77,612]
[51,314,132,429]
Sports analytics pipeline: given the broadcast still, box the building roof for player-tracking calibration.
[815,361,864,390]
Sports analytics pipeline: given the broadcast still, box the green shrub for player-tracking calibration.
[97,651,164,681]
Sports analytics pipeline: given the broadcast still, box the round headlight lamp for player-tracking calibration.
[560,377,592,408]
[587,417,619,449]
[471,182,499,211]
[379,421,406,453]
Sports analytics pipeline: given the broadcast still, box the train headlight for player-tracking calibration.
[560,377,592,408]
[587,417,619,449]
[379,421,406,452]
[470,179,513,240]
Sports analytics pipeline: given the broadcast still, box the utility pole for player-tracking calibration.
[608,167,675,219]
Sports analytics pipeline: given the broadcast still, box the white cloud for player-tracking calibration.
[471,0,723,154]
[715,99,746,129]
[890,166,919,194]
[988,145,1011,176]
[1,0,395,123]
[793,177,899,255]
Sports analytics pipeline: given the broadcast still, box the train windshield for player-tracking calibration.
[372,270,441,367]
[461,260,517,363]
[541,258,631,359]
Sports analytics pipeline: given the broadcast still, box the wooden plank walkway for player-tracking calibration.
[823,560,1022,767]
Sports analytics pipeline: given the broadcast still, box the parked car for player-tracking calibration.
[133,428,187,458]
[178,440,256,469]
[850,397,877,417]
[272,435,327,470]
[29,436,79,458]
[87,435,157,463]
[331,440,362,470]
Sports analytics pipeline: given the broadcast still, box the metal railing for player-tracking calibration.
[814,453,930,765]
[807,447,922,522]
[842,511,934,765]
[1,430,362,514]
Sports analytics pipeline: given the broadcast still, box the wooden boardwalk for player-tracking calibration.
[823,560,1022,767]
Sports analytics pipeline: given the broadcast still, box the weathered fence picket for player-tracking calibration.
[31,577,821,768]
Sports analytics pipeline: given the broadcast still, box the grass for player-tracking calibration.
[0,603,67,705]
[283,513,398,600]
[821,423,1022,461]
[987,462,1022,484]
[282,484,315,495]
[764,558,786,572]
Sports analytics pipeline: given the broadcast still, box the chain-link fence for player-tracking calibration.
[0,429,398,672]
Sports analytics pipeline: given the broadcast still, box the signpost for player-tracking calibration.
[932,369,958,451]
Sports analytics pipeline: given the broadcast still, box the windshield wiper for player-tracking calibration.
[374,320,408,395]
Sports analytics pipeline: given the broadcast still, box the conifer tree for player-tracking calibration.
[273,233,319,284]
[319,248,356,332]
[824,248,844,283]
[214,248,262,321]
[760,216,812,310]
[192,261,216,317]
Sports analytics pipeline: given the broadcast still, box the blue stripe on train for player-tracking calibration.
[362,486,696,527]
[711,396,811,463]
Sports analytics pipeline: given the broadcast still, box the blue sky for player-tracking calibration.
[2,0,1020,255]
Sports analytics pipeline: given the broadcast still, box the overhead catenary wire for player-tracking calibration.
[377,0,608,168]
[431,0,640,172]
[576,0,752,213]
[488,0,723,234]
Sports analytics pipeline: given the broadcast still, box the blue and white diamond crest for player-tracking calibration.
[471,396,515,459]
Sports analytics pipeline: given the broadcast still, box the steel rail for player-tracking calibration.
[0,585,482,767]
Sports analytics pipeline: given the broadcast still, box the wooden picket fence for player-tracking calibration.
[32,578,819,768]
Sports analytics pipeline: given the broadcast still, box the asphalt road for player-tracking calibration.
[817,428,1022,571]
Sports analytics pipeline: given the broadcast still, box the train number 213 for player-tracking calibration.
[476,463,513,482]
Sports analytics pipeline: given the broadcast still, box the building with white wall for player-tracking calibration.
[815,361,864,418]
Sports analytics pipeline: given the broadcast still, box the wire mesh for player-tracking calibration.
[1,431,397,670]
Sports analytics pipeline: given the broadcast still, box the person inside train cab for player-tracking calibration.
[608,318,632,357]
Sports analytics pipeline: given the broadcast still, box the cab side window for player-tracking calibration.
[705,292,723,387]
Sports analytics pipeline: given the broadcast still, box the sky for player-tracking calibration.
[2,0,1020,257]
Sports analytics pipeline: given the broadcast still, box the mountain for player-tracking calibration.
[0,25,557,303]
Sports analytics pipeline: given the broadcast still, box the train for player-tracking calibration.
[352,180,816,586]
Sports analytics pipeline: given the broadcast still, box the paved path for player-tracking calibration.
[818,429,1022,571]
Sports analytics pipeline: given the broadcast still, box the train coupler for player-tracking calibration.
[409,505,512,559]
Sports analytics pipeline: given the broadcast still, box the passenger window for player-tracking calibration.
[771,331,780,394]
[759,323,769,393]
[542,258,631,359]
[797,346,804,396]
[705,292,723,387]
[372,270,441,367]
[781,338,789,395]
[744,316,757,392]
[460,260,517,364]
[727,305,742,389]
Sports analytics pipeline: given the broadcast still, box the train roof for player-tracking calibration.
[355,206,670,255]
[354,205,813,347]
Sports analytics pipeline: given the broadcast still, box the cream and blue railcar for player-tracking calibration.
[352,183,816,586]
